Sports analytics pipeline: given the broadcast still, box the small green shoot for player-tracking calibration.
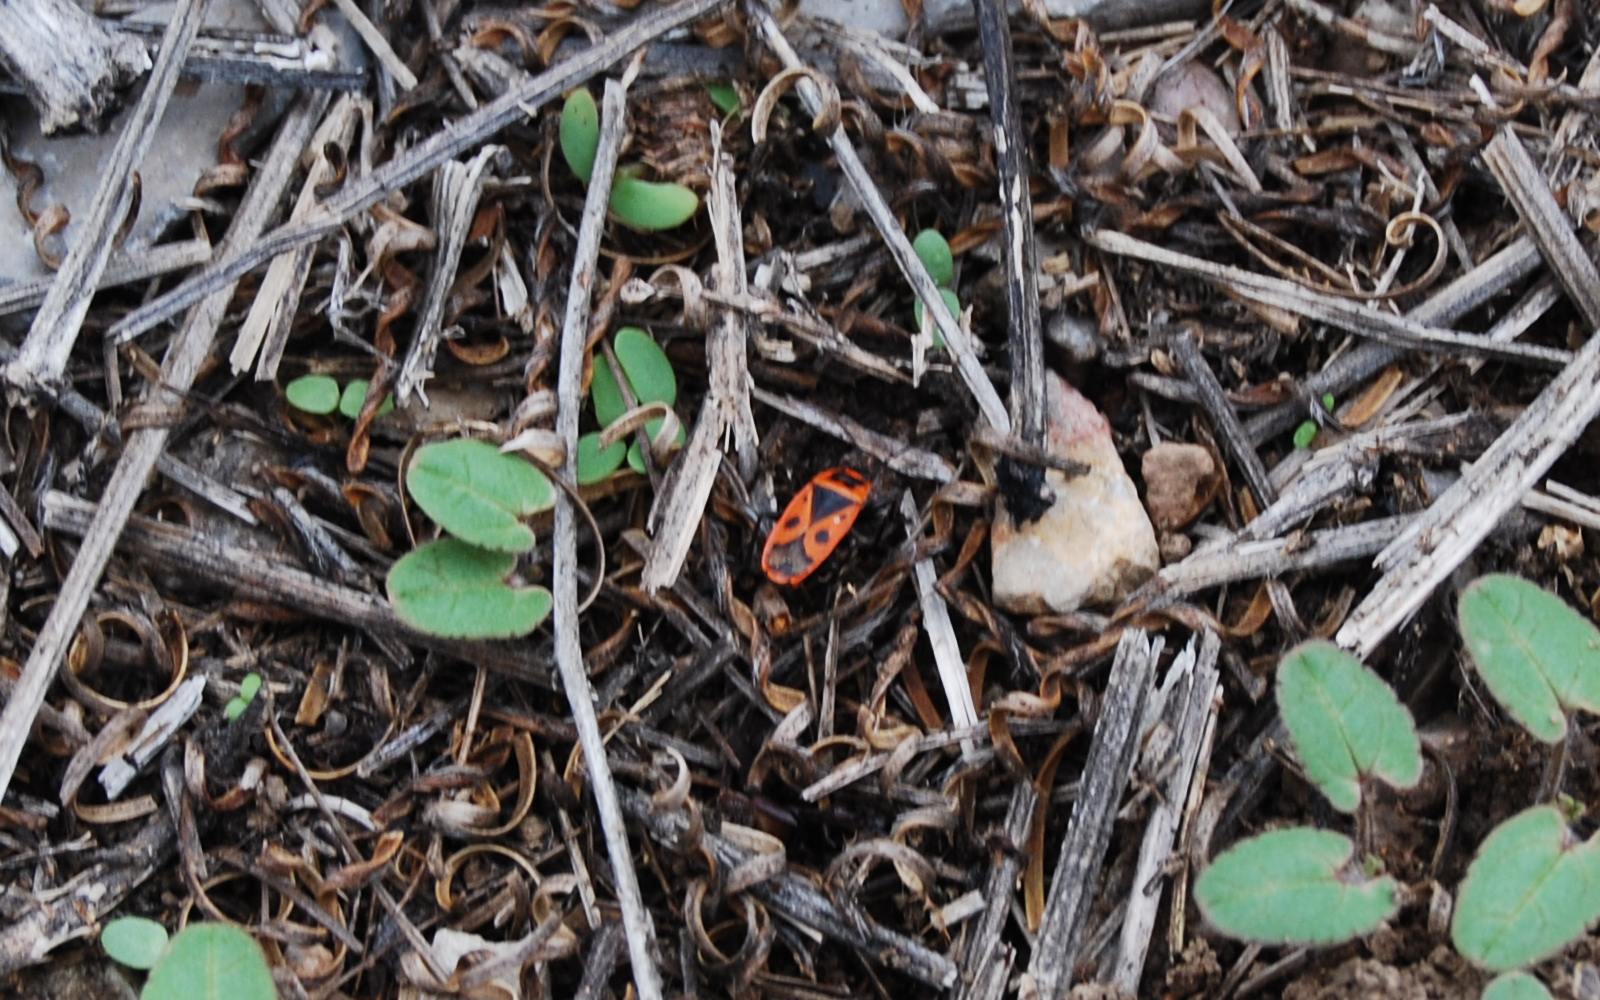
[1484,972,1553,1000]
[387,539,553,639]
[405,439,554,553]
[912,229,954,287]
[626,418,687,475]
[577,431,627,485]
[284,374,340,415]
[338,379,394,420]
[609,175,701,231]
[1276,640,1421,813]
[560,88,599,185]
[1194,828,1398,944]
[913,288,962,345]
[1293,421,1318,449]
[141,923,278,1000]
[560,88,699,231]
[1458,574,1600,743]
[1452,804,1600,971]
[706,83,741,116]
[223,672,262,723]
[613,328,678,407]
[101,916,169,970]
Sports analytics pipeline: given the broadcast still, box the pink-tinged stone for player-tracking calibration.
[1142,442,1218,531]
[991,373,1159,613]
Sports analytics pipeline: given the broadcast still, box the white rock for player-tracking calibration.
[991,372,1159,614]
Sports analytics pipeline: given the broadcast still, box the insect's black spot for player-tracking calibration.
[784,516,802,530]
[810,486,856,518]
[814,529,831,545]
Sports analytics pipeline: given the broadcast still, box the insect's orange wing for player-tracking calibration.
[762,468,869,586]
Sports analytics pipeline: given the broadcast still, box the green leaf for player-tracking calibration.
[613,327,677,407]
[387,540,553,639]
[100,916,169,970]
[406,439,553,553]
[591,353,628,428]
[1195,828,1397,944]
[1321,392,1337,412]
[238,672,262,703]
[626,419,687,475]
[560,88,599,184]
[285,374,340,415]
[142,923,277,1000]
[1276,640,1422,813]
[706,83,741,115]
[1484,973,1553,1000]
[911,229,954,287]
[1458,574,1600,743]
[1294,420,1317,449]
[609,175,699,231]
[576,432,626,485]
[913,288,962,348]
[1453,805,1600,971]
[339,379,394,420]
[224,697,248,722]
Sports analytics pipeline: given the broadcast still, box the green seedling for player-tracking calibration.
[1458,573,1600,743]
[1293,394,1337,449]
[1276,641,1421,813]
[1452,803,1600,971]
[223,672,262,723]
[1484,972,1553,1000]
[339,379,395,420]
[1194,828,1399,944]
[405,438,555,552]
[1200,574,1600,983]
[706,83,741,116]
[102,920,277,1000]
[912,229,954,287]
[101,915,169,970]
[387,539,553,639]
[589,329,685,478]
[560,88,699,231]
[577,431,627,485]
[284,374,340,415]
[561,88,599,184]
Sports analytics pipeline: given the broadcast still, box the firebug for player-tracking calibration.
[762,467,870,585]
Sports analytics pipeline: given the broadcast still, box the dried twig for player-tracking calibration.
[552,78,665,1000]
[1170,329,1277,508]
[1029,629,1161,1000]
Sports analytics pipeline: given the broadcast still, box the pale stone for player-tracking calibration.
[991,373,1159,614]
[1141,442,1218,531]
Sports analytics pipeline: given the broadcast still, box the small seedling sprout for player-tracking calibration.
[223,671,262,723]
[102,920,277,1000]
[559,88,699,231]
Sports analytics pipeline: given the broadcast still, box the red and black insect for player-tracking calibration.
[761,467,870,586]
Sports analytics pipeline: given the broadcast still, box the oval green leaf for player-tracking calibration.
[238,672,262,702]
[339,379,394,420]
[577,431,626,485]
[911,229,954,287]
[1458,574,1600,743]
[591,353,628,428]
[626,418,687,475]
[706,83,741,116]
[101,915,169,970]
[1293,420,1318,449]
[1453,805,1600,971]
[609,175,699,232]
[1484,973,1553,1000]
[142,923,277,1000]
[560,88,599,184]
[613,328,676,406]
[406,439,553,553]
[1195,828,1397,944]
[284,374,339,415]
[387,539,553,639]
[224,697,249,722]
[1276,640,1421,813]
